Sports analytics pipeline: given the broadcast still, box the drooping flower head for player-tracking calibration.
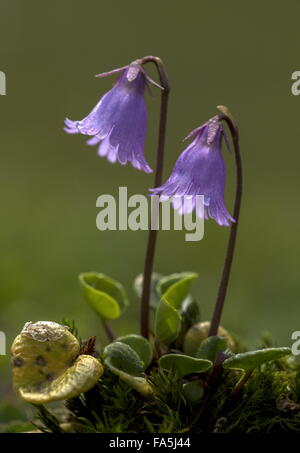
[150,116,235,226]
[64,62,154,173]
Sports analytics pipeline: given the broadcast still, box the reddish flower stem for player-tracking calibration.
[209,109,243,336]
[139,56,170,339]
[101,319,115,343]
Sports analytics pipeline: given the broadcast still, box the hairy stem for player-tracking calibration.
[209,108,243,336]
[139,56,170,338]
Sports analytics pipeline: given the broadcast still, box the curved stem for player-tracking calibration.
[209,110,243,337]
[230,369,252,400]
[139,56,170,338]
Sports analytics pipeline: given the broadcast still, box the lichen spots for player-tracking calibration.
[13,357,24,368]
[11,321,103,405]
[34,355,47,367]
[11,321,81,391]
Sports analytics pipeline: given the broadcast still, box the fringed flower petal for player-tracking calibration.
[64,64,152,173]
[150,116,235,226]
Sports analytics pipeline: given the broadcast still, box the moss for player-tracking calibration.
[220,363,300,432]
[32,355,300,433]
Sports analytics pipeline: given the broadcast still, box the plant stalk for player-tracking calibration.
[101,319,115,342]
[209,108,243,336]
[139,56,170,338]
[230,370,253,400]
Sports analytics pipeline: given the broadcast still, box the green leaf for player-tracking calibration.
[79,272,128,320]
[223,347,291,372]
[159,354,212,377]
[154,272,198,344]
[133,272,162,310]
[103,342,144,376]
[180,296,201,329]
[158,272,198,310]
[103,342,152,397]
[154,299,182,344]
[196,336,228,362]
[183,321,235,357]
[182,380,204,404]
[116,334,153,369]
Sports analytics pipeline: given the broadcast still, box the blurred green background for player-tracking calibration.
[0,1,299,405]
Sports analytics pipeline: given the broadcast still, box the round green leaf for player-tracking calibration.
[154,299,181,344]
[103,342,152,397]
[154,272,198,344]
[116,334,153,369]
[103,342,144,376]
[183,380,204,404]
[158,272,198,310]
[159,354,212,377]
[223,347,291,372]
[79,272,128,320]
[196,336,228,362]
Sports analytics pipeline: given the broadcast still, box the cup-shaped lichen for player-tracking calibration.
[11,321,103,404]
